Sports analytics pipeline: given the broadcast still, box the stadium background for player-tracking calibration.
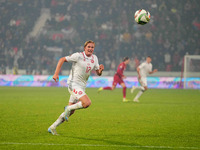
[0,0,199,89]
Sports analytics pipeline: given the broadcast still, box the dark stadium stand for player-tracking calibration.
[0,0,199,74]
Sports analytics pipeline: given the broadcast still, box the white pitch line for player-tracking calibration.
[0,142,199,149]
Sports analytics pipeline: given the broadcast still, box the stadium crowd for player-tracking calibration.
[0,0,200,75]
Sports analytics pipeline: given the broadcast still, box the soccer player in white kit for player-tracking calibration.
[131,56,157,102]
[48,40,104,135]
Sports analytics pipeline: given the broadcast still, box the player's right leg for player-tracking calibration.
[48,96,77,135]
[48,112,64,135]
[133,77,147,102]
[120,82,129,102]
[48,126,58,135]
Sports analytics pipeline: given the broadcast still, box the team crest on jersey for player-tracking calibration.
[91,59,94,63]
[78,91,83,95]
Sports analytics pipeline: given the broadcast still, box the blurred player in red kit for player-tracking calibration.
[98,57,130,102]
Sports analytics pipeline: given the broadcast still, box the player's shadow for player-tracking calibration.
[61,134,137,146]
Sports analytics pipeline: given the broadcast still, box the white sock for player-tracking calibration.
[134,90,144,100]
[51,112,65,128]
[67,101,83,111]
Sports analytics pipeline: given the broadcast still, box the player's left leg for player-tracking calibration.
[131,78,146,93]
[98,86,112,93]
[98,81,116,93]
[131,85,145,93]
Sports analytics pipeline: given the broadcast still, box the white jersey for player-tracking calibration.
[65,52,100,88]
[138,61,152,77]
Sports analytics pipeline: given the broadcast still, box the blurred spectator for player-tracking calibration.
[13,65,18,75]
[129,58,136,71]
[134,56,140,69]
[173,52,181,71]
[0,64,6,74]
[164,52,171,70]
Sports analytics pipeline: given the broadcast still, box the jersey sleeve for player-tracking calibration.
[149,64,152,72]
[138,62,145,69]
[94,55,100,70]
[65,52,79,62]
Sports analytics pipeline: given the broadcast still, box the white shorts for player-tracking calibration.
[68,95,79,104]
[138,77,147,87]
[68,83,86,103]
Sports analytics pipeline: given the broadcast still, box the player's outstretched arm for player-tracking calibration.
[149,69,158,74]
[53,57,67,82]
[96,64,104,76]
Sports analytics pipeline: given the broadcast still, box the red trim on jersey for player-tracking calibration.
[81,52,85,58]
[91,55,94,63]
[82,52,86,61]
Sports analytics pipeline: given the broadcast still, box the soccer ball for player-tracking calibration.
[134,9,150,25]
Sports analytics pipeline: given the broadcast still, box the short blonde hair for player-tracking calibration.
[84,40,95,48]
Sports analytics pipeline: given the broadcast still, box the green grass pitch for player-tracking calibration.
[0,87,200,150]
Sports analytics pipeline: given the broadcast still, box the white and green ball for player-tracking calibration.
[134,9,150,25]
